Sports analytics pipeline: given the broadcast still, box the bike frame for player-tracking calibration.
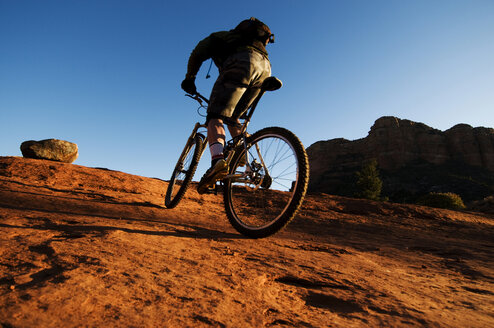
[183,88,271,187]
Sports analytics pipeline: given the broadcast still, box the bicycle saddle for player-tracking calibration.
[261,77,282,91]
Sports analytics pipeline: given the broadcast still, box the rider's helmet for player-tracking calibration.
[234,17,275,44]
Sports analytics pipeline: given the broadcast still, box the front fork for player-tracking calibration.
[176,122,207,171]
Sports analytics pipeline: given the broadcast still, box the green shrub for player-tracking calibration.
[355,159,383,201]
[417,192,466,210]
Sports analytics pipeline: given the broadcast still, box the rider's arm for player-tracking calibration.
[186,35,215,79]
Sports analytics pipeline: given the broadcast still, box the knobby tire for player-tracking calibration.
[223,127,309,238]
[165,134,204,208]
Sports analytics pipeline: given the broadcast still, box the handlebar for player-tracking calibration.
[186,93,209,106]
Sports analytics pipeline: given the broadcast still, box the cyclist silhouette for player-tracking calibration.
[181,17,274,194]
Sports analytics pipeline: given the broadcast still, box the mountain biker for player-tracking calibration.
[181,17,274,194]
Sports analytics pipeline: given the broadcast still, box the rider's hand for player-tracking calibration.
[181,78,197,95]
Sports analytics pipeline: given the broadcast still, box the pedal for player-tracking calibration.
[216,182,224,193]
[204,182,224,195]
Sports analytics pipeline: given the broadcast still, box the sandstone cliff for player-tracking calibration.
[307,117,494,202]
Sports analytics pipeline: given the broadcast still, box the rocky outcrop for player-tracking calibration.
[20,139,78,163]
[307,117,494,201]
[444,123,494,170]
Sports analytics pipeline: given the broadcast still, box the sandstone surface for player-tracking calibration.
[0,156,493,327]
[20,139,78,163]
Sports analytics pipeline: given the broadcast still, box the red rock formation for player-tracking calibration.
[307,117,494,199]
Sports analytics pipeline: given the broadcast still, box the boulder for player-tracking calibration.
[20,139,78,163]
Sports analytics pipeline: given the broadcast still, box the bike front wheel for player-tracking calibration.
[165,134,204,208]
[224,127,309,238]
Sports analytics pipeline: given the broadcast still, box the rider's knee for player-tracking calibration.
[206,113,225,125]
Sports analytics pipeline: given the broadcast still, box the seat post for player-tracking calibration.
[239,89,266,135]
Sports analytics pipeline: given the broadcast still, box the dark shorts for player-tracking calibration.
[207,50,271,124]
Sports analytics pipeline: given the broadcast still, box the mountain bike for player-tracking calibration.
[164,77,309,238]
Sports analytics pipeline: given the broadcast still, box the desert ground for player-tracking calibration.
[0,156,493,327]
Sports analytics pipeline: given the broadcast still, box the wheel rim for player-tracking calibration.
[169,142,197,200]
[227,134,299,230]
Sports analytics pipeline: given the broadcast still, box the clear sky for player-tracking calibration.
[1,0,493,179]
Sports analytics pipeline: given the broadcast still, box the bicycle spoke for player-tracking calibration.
[272,180,292,190]
[272,163,297,180]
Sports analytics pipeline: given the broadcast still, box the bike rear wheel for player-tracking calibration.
[224,127,309,238]
[165,134,204,208]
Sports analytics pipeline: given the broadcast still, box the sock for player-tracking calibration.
[209,142,224,166]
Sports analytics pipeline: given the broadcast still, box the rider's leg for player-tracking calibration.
[227,119,242,139]
[207,118,226,166]
[197,118,228,194]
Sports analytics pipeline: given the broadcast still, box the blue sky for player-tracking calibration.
[1,0,493,179]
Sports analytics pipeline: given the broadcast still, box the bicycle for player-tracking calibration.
[164,77,309,238]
